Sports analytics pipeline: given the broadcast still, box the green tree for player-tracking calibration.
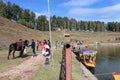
[0,0,4,16]
[69,18,77,30]
[37,15,47,31]
[22,9,31,22]
[77,21,81,30]
[56,16,64,29]
[115,22,119,32]
[12,4,22,21]
[4,1,13,19]
[100,22,105,32]
[63,17,69,30]
[18,19,27,26]
[84,22,88,31]
[51,15,57,30]
[30,12,36,23]
[30,12,36,29]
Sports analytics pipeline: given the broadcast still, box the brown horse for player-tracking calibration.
[8,40,29,60]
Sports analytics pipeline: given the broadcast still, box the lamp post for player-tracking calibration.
[48,0,53,66]
[48,0,52,46]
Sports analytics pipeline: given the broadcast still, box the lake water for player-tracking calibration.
[89,45,120,80]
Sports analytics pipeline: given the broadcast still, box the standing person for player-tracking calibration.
[47,40,51,48]
[30,39,36,57]
[57,40,60,48]
[55,40,58,49]
[41,40,47,56]
[47,40,51,55]
[36,40,39,51]
[41,41,45,56]
[45,43,50,56]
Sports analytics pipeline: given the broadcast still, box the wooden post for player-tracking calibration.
[65,44,72,80]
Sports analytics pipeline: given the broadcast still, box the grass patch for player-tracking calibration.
[72,53,88,80]
[30,47,88,80]
[0,49,30,72]
[30,48,62,80]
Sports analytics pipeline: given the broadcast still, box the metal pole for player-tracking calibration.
[48,0,53,66]
[48,0,52,46]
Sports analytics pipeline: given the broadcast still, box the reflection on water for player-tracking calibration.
[88,45,120,80]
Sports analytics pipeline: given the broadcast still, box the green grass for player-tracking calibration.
[30,48,62,80]
[0,16,120,80]
[72,53,88,80]
[30,47,88,80]
[0,49,30,72]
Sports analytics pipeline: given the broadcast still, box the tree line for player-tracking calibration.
[0,0,120,32]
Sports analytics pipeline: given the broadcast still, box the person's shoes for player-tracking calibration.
[35,54,37,56]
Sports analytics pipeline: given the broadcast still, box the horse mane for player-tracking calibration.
[24,40,29,46]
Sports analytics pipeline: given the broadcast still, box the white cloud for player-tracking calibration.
[68,4,120,22]
[35,10,56,19]
[70,4,120,15]
[100,4,120,16]
[63,0,99,7]
[62,0,120,22]
[69,8,95,16]
[35,11,48,18]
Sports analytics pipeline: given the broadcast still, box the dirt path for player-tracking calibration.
[0,54,46,80]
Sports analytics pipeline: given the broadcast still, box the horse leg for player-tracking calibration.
[12,50,15,59]
[21,49,24,57]
[8,49,12,60]
[19,49,24,57]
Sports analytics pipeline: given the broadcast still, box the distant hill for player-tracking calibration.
[0,16,120,49]
[0,16,49,48]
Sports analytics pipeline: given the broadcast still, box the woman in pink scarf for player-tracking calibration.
[41,40,47,56]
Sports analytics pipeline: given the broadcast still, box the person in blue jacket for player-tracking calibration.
[30,39,37,57]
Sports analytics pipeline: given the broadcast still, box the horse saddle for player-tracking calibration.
[16,42,23,50]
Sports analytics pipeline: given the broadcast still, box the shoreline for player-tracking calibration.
[80,42,120,80]
[80,62,98,80]
[86,42,120,46]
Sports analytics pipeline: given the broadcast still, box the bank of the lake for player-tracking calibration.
[86,43,120,80]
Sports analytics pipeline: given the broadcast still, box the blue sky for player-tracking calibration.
[3,0,120,22]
